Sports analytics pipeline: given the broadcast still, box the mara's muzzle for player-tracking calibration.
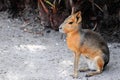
[59,23,65,33]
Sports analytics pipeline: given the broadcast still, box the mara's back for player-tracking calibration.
[80,29,110,67]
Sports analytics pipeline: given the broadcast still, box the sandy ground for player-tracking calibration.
[0,12,120,80]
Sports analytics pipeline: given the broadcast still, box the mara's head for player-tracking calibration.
[59,11,82,33]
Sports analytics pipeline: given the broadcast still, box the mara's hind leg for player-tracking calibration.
[86,56,104,77]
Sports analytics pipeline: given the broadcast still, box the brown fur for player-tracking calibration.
[59,11,110,78]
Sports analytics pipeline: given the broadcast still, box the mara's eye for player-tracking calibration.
[68,22,73,24]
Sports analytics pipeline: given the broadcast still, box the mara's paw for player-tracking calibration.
[79,68,90,72]
[70,74,78,78]
[85,71,101,77]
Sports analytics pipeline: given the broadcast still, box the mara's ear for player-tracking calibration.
[71,7,75,15]
[75,11,82,24]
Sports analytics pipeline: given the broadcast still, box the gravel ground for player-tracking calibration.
[0,12,120,80]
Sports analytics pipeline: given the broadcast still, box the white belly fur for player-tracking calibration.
[86,58,97,70]
[81,55,100,71]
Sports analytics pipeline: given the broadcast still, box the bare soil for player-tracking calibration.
[0,12,120,80]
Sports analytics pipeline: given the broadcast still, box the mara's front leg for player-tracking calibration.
[73,53,80,78]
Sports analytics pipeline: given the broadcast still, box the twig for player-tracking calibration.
[38,0,49,14]
[69,0,75,14]
[45,0,57,14]
[69,0,73,7]
[92,22,97,31]
[89,0,103,12]
[45,0,55,8]
[53,0,56,5]
[91,0,95,12]
[58,0,61,4]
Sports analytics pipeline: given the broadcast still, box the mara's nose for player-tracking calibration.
[59,25,64,33]
[59,24,63,30]
[59,27,62,29]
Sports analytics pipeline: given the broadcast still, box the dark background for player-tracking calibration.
[0,0,119,42]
